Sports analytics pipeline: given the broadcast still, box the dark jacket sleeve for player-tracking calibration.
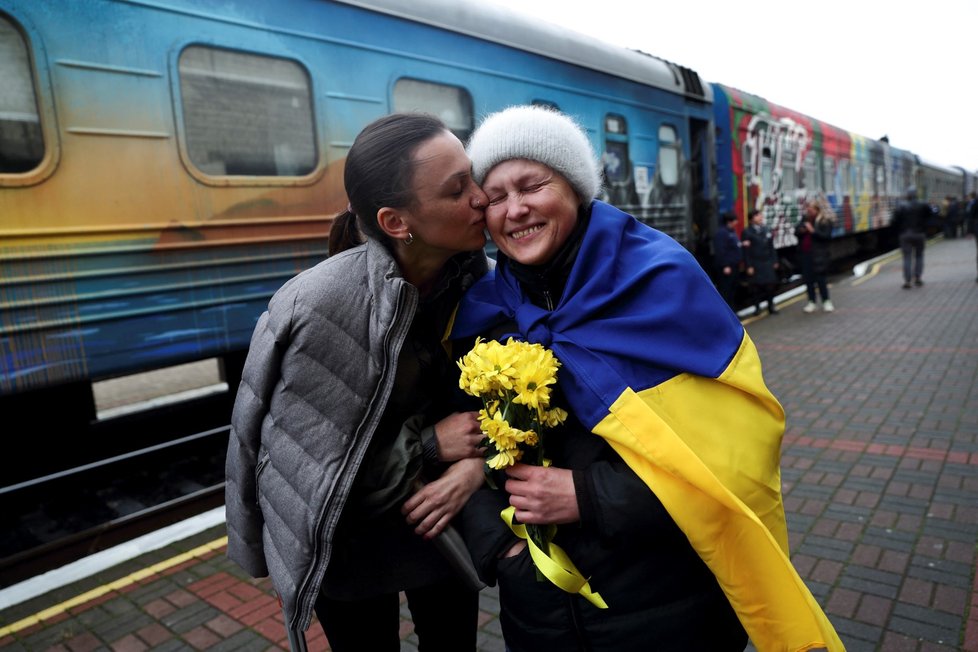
[575,459,674,543]
[458,480,520,586]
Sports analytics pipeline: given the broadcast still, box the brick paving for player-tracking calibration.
[1,236,976,651]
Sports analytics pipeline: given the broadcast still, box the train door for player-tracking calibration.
[688,117,713,263]
[601,113,638,209]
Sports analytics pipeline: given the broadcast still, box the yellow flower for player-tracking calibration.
[458,337,520,397]
[539,407,568,428]
[487,447,522,470]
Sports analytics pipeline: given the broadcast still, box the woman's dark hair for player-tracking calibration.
[328,113,449,256]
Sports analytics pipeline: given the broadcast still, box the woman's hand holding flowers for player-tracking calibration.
[504,463,579,525]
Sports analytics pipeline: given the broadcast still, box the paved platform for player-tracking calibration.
[1,236,976,651]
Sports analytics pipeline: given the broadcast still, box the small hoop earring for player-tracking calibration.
[404,232,414,245]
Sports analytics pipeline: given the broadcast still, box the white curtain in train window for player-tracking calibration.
[657,125,679,187]
[177,45,317,177]
[392,78,474,142]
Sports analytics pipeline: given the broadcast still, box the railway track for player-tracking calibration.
[1,390,230,588]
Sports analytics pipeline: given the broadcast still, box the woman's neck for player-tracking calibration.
[397,248,453,296]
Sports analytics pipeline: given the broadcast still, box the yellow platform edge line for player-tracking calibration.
[0,536,228,638]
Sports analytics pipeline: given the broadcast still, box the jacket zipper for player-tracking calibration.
[291,280,417,633]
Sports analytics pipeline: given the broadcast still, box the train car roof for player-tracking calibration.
[712,83,850,135]
[915,156,962,176]
[333,0,712,102]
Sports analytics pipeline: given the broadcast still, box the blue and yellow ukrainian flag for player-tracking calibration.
[451,200,843,652]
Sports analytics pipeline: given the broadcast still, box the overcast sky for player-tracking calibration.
[487,0,978,174]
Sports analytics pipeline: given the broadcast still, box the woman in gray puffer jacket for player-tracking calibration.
[225,114,491,651]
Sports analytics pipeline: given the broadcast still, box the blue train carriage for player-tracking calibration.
[344,0,716,250]
[712,82,916,263]
[0,0,712,429]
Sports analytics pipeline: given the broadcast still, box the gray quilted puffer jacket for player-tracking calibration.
[224,238,488,637]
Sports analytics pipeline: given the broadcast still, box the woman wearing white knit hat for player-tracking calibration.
[452,106,843,652]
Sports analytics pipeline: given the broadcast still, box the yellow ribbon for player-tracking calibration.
[500,505,608,609]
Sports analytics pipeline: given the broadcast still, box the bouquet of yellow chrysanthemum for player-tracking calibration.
[457,337,606,607]
[457,336,568,473]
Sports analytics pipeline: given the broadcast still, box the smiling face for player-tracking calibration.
[482,159,580,265]
[398,130,488,255]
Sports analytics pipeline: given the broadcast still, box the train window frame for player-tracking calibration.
[657,124,679,187]
[0,10,59,187]
[173,44,323,187]
[392,78,474,143]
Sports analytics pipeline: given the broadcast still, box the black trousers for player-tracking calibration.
[315,576,479,652]
[751,283,778,312]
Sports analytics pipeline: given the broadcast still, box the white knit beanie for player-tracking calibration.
[467,105,602,202]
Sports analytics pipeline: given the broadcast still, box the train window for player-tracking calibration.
[839,160,850,193]
[393,79,474,142]
[782,151,796,191]
[605,115,626,135]
[178,46,316,177]
[0,16,44,174]
[822,156,835,191]
[657,125,679,187]
[782,165,796,192]
[803,154,818,190]
[532,99,559,110]
[760,159,773,192]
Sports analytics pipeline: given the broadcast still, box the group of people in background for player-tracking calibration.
[712,198,834,316]
[713,185,978,311]
[940,194,972,240]
[967,192,978,282]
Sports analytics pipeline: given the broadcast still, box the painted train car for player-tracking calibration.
[0,0,714,428]
[713,84,976,261]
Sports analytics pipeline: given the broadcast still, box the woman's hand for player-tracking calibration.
[433,411,484,462]
[501,540,527,559]
[402,457,484,539]
[504,463,579,525]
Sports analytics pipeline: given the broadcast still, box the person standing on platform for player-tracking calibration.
[796,199,835,312]
[892,186,929,289]
[225,113,491,652]
[713,212,742,309]
[741,208,780,315]
[967,191,978,282]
